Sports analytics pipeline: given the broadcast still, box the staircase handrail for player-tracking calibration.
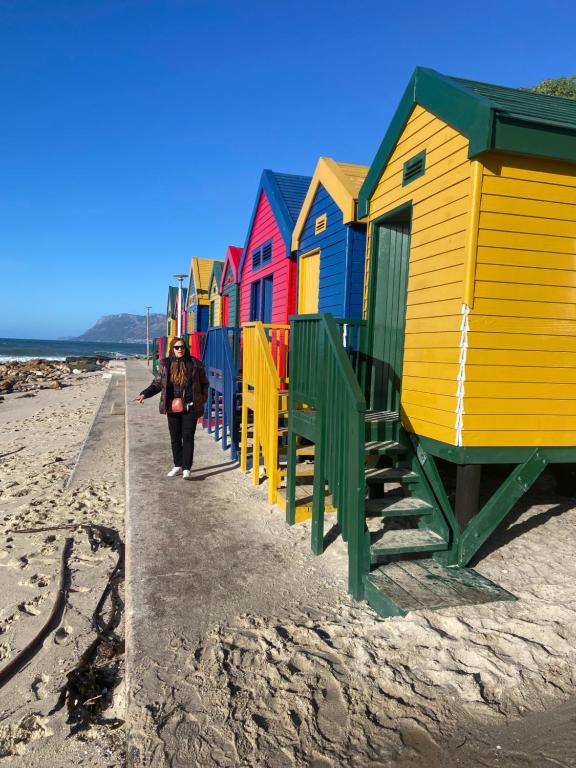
[289,313,368,597]
[202,326,240,458]
[242,321,289,503]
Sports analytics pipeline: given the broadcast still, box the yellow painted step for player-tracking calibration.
[276,485,336,522]
[296,444,315,457]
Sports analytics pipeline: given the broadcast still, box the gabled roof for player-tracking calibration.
[208,261,224,295]
[166,286,178,318]
[238,169,312,277]
[220,246,243,291]
[358,67,576,217]
[186,257,219,307]
[292,157,369,250]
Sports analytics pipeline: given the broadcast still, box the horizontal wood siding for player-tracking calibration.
[464,152,576,446]
[366,105,472,445]
[297,185,367,318]
[239,191,295,325]
[347,224,366,318]
[298,185,347,316]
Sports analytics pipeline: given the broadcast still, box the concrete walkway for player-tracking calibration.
[124,360,347,766]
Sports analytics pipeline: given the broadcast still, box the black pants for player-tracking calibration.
[167,411,197,470]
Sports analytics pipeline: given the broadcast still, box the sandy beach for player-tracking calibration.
[0,363,126,766]
[1,359,575,767]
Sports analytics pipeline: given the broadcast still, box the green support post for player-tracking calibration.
[347,409,369,600]
[457,450,549,566]
[310,423,325,555]
[285,425,297,526]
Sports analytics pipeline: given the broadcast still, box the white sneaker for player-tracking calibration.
[182,469,192,480]
[167,466,182,477]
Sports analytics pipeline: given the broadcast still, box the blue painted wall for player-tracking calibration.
[297,184,366,318]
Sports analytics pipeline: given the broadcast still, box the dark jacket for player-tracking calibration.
[140,356,209,418]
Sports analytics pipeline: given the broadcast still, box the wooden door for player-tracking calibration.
[298,250,320,314]
[222,294,229,326]
[262,276,273,323]
[369,217,411,417]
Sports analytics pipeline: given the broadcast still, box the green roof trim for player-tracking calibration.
[358,67,576,217]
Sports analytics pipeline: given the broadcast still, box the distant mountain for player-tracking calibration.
[75,313,166,343]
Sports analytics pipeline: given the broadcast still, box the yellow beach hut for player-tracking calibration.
[287,67,576,616]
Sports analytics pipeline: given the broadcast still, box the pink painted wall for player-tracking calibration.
[239,191,296,325]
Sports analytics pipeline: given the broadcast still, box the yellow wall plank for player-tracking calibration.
[481,193,576,221]
[402,375,458,396]
[465,380,576,398]
[479,211,576,239]
[410,214,469,249]
[468,315,576,336]
[475,280,576,305]
[401,390,456,412]
[476,247,576,271]
[404,332,462,349]
[401,416,457,445]
[468,331,576,352]
[478,228,576,255]
[465,414,576,430]
[412,197,470,235]
[472,297,576,320]
[402,361,460,380]
[404,348,460,364]
[408,265,464,292]
[408,248,465,278]
[465,364,576,383]
[405,299,462,320]
[405,316,462,333]
[407,282,463,305]
[482,153,576,187]
[463,398,576,415]
[462,431,576,447]
[481,175,576,205]
[477,263,576,288]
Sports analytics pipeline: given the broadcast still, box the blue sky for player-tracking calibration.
[0,0,574,338]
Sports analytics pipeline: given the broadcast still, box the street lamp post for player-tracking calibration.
[173,273,187,338]
[145,306,152,366]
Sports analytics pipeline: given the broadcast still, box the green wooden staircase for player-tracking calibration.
[287,314,516,619]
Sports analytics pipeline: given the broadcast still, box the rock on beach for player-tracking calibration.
[0,358,110,395]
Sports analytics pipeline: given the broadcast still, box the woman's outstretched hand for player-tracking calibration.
[134,394,145,404]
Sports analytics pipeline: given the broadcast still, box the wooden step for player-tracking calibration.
[365,467,418,483]
[370,528,448,562]
[279,463,315,478]
[364,497,433,517]
[364,559,516,618]
[364,440,404,456]
[296,444,315,457]
[365,410,399,424]
[276,485,335,522]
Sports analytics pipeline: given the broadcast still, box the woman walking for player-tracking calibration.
[135,337,209,479]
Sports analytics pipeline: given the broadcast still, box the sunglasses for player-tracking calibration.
[173,345,185,350]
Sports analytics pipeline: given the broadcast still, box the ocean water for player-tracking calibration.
[0,337,147,363]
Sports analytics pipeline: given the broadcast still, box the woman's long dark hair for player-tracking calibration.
[168,337,189,388]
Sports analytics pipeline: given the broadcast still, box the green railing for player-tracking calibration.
[287,313,371,599]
